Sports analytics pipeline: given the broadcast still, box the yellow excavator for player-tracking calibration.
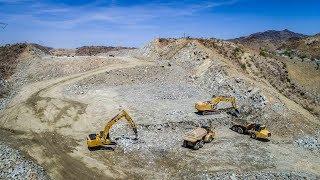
[195,96,239,115]
[87,110,138,149]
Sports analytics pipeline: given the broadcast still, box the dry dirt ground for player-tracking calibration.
[0,38,319,179]
[284,58,320,94]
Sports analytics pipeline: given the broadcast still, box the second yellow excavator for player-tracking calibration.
[195,96,239,115]
[87,110,138,149]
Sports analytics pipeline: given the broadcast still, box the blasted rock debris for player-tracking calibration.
[0,142,49,180]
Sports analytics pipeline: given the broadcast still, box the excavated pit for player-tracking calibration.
[1,39,319,179]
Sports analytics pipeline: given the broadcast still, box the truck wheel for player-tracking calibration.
[237,127,244,134]
[193,142,200,150]
[199,140,204,148]
[231,126,237,131]
[251,133,257,139]
[182,140,188,147]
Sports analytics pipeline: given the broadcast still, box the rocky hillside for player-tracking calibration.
[142,38,320,119]
[279,34,320,60]
[0,43,51,99]
[231,29,307,51]
[0,43,51,79]
[75,46,136,56]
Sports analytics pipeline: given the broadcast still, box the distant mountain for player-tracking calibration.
[230,29,307,51]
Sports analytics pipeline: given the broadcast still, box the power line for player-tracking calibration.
[0,22,8,29]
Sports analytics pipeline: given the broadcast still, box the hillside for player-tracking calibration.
[0,43,52,99]
[279,34,320,60]
[75,46,136,56]
[0,38,319,179]
[231,29,307,51]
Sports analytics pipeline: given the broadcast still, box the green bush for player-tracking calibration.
[259,50,267,57]
[283,49,293,58]
[298,54,307,59]
[232,47,243,57]
[240,64,246,70]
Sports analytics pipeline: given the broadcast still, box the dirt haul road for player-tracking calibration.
[1,39,320,179]
[0,56,155,179]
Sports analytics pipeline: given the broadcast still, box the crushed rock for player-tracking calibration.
[0,141,49,180]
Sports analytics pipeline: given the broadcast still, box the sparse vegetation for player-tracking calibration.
[259,49,268,57]
[232,47,243,58]
[282,49,293,58]
[240,63,246,70]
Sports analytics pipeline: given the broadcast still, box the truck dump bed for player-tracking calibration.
[183,128,207,143]
[231,118,250,127]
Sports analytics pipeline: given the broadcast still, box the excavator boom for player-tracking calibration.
[195,96,238,114]
[211,96,236,108]
[102,110,138,140]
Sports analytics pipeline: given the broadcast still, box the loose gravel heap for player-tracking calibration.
[0,141,49,180]
[196,170,319,180]
[295,132,320,151]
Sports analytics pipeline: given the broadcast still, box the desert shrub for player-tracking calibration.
[283,49,293,58]
[298,54,307,59]
[240,64,246,70]
[232,47,243,58]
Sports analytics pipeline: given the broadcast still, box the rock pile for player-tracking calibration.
[0,142,49,180]
[295,133,320,151]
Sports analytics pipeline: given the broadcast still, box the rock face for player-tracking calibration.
[230,29,307,51]
[0,141,49,180]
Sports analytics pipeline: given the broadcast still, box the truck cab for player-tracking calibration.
[249,124,271,139]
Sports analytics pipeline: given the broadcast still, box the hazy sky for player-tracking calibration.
[0,0,319,48]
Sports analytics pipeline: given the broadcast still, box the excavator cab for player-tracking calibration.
[88,133,97,140]
[87,110,138,150]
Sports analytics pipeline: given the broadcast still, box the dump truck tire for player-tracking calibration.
[183,140,188,147]
[251,133,257,139]
[193,142,200,150]
[199,140,204,148]
[231,126,237,131]
[237,127,244,134]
